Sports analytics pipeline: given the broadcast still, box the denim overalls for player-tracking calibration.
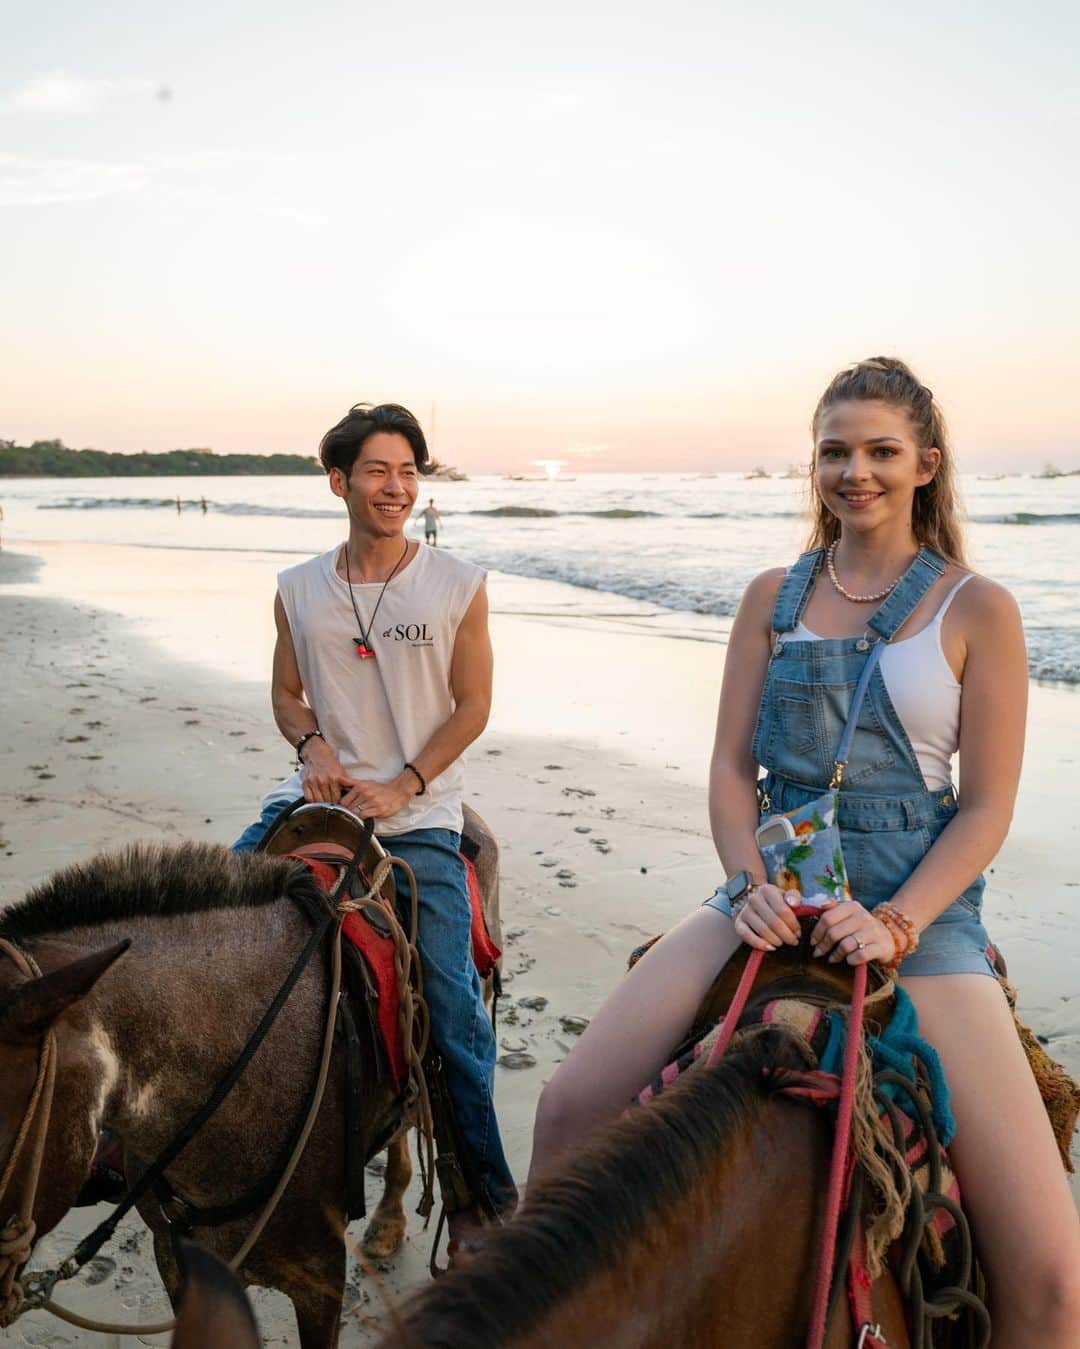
[707,546,995,977]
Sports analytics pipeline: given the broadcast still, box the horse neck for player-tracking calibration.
[32,901,320,1157]
[514,1096,831,1349]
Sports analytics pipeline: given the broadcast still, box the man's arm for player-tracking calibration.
[271,593,359,804]
[340,580,493,817]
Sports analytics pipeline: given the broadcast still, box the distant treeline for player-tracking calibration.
[0,439,323,477]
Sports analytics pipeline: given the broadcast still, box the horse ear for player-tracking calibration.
[0,941,131,1042]
[173,1240,260,1349]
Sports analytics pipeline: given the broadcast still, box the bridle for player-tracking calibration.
[0,938,59,1328]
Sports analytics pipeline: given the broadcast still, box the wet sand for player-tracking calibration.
[2,540,1077,1345]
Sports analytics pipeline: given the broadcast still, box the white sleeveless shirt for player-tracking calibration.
[782,575,972,790]
[266,543,485,836]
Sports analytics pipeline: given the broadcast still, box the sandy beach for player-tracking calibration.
[2,539,1077,1346]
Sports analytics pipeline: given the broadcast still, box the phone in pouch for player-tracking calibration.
[754,814,797,849]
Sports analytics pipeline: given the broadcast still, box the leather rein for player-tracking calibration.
[0,821,423,1337]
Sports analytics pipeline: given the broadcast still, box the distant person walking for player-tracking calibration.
[200,495,208,515]
[423,497,441,546]
[176,495,182,514]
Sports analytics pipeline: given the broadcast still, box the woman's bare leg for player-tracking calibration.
[903,973,1080,1348]
[529,906,741,1185]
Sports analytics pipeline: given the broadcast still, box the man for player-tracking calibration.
[422,497,441,546]
[233,401,516,1236]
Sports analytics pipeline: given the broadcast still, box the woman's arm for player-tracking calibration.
[709,568,804,950]
[887,576,1027,932]
[709,568,785,877]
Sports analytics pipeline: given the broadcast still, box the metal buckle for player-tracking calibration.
[857,1323,887,1348]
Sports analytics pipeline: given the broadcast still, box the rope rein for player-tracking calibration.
[0,852,433,1337]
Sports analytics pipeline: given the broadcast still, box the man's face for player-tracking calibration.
[329,431,419,537]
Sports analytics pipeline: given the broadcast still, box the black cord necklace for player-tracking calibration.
[343,537,409,660]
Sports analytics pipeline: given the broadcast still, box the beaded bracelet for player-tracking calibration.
[875,903,919,970]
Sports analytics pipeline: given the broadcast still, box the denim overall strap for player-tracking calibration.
[866,548,946,641]
[829,640,885,788]
[770,549,826,634]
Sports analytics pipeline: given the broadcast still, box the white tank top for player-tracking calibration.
[782,575,972,790]
[266,543,485,836]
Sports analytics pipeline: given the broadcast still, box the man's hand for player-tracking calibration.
[300,738,360,805]
[339,774,417,819]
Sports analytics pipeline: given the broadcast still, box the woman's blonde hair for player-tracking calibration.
[807,356,966,566]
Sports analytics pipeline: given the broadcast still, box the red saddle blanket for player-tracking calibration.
[296,853,500,1093]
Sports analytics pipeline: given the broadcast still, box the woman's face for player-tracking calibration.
[814,399,939,535]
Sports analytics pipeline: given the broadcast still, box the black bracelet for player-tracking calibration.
[403,761,427,796]
[295,729,325,766]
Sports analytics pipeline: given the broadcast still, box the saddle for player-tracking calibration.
[259,802,504,1220]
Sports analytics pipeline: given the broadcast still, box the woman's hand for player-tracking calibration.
[733,883,801,951]
[809,900,894,966]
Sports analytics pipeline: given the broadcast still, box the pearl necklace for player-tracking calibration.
[825,542,905,604]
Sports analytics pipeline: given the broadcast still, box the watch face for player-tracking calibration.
[726,870,751,903]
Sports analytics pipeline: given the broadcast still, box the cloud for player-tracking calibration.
[6,71,161,114]
[0,153,148,206]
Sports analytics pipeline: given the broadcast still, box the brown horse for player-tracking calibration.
[172,1240,261,1349]
[377,1026,915,1349]
[0,820,497,1347]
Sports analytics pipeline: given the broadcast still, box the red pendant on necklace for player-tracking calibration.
[354,639,376,660]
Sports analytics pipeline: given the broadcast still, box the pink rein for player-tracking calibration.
[704,906,869,1349]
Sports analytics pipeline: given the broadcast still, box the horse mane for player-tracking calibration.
[393,1027,816,1349]
[0,842,326,940]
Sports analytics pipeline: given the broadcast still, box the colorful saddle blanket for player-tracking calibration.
[638,988,962,1256]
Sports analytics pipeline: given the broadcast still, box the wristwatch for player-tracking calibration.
[724,870,757,906]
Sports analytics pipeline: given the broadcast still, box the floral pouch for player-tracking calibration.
[757,792,851,907]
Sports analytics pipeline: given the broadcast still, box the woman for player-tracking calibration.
[529,357,1080,1345]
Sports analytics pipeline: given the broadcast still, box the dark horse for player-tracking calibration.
[0,814,499,1347]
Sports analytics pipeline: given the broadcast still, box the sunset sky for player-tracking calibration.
[2,1,1078,473]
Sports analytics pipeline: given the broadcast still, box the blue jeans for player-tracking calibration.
[232,801,518,1214]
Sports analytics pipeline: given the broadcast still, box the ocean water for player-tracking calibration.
[3,471,1079,685]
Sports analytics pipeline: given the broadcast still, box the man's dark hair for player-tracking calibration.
[318,403,431,477]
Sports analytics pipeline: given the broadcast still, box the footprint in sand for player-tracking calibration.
[64,735,89,743]
[559,880,577,888]
[517,995,548,1011]
[545,905,562,917]
[68,707,85,714]
[184,719,201,726]
[499,1037,528,1053]
[83,1255,116,1286]
[243,745,263,752]
[28,764,46,771]
[138,696,156,703]
[555,869,575,881]
[543,764,564,771]
[574,825,591,834]
[81,754,103,761]
[85,720,104,729]
[539,859,558,868]
[486,748,502,756]
[228,730,246,737]
[591,838,612,855]
[499,1051,536,1070]
[176,705,197,712]
[559,1016,590,1036]
[36,772,54,780]
[562,787,596,798]
[505,927,527,943]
